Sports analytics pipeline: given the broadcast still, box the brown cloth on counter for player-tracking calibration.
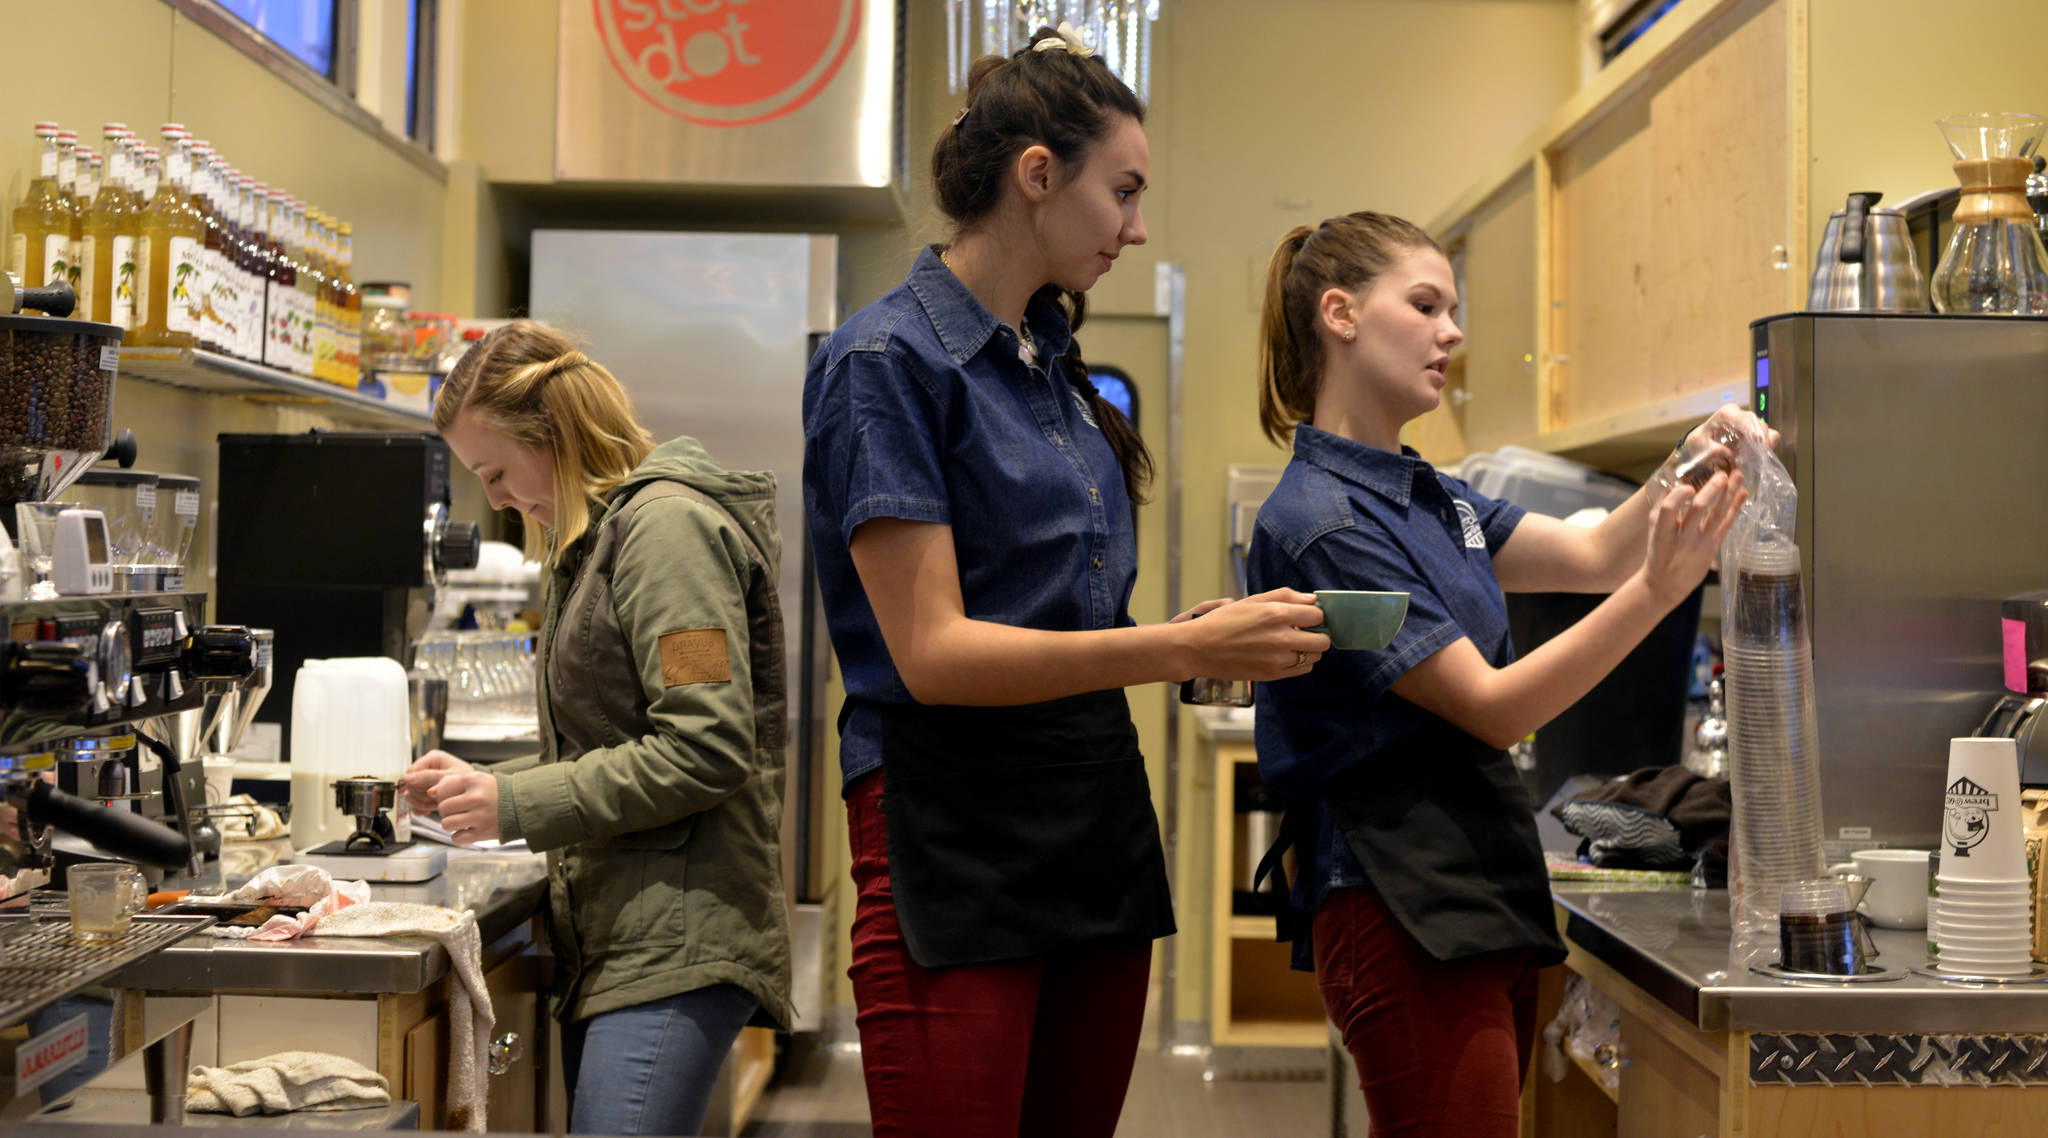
[1553,765,1730,881]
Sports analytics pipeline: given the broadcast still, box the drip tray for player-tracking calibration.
[295,841,447,883]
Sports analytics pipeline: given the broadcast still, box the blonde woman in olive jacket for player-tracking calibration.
[402,321,791,1137]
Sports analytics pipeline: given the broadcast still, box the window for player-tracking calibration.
[216,0,340,79]
[405,0,439,146]
[1091,366,1140,428]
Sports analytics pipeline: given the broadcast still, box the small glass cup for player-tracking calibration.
[1180,676,1254,707]
[14,501,70,600]
[68,862,146,941]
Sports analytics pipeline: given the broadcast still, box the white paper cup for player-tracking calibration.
[202,756,237,807]
[1938,738,2027,881]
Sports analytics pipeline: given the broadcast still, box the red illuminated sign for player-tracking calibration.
[594,0,864,127]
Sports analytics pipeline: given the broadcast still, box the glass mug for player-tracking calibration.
[68,862,146,940]
[1176,605,1254,707]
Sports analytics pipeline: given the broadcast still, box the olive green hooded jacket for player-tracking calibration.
[490,437,792,1029]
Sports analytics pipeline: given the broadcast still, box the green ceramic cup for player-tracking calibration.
[1309,591,1409,651]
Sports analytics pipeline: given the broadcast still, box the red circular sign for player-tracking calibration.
[594,0,864,128]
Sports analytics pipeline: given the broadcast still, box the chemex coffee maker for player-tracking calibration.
[0,281,259,887]
[1977,591,2048,787]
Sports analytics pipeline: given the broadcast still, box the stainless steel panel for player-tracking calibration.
[1759,314,2048,853]
[1557,888,2048,1035]
[556,0,901,191]
[528,230,831,907]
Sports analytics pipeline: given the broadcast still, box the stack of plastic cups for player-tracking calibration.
[1722,532,1828,959]
[1930,737,2034,976]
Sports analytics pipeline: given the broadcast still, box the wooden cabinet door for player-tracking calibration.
[1549,0,1792,432]
[483,955,541,1133]
[1412,166,1544,465]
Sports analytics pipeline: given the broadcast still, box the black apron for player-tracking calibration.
[859,689,1178,969]
[1324,730,1566,964]
[1255,731,1566,967]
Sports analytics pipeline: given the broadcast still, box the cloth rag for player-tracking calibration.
[194,864,370,940]
[314,902,494,1132]
[220,793,287,841]
[185,1051,390,1116]
[1554,765,1731,876]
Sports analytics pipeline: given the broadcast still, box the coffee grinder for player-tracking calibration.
[214,432,480,761]
[1977,591,2048,787]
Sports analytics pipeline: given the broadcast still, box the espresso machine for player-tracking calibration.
[213,432,480,762]
[0,285,257,888]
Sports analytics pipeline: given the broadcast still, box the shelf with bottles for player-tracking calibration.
[117,345,429,428]
[9,120,362,391]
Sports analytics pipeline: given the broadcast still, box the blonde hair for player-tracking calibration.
[1258,212,1442,446]
[434,320,655,563]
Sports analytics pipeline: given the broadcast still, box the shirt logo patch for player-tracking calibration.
[658,628,731,686]
[1071,386,1099,428]
[1453,500,1487,550]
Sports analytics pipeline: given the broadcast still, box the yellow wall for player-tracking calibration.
[1807,0,2048,254]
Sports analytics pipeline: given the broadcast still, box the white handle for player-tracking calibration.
[1826,862,1857,878]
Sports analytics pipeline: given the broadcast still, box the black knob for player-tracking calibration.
[103,429,138,468]
[17,280,76,318]
[435,520,481,572]
[2,642,94,709]
[185,625,255,680]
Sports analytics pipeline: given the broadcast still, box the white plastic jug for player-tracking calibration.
[290,656,412,849]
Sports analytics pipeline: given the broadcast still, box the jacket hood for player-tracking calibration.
[605,437,779,561]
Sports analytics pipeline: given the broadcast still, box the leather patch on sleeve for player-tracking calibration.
[658,628,731,686]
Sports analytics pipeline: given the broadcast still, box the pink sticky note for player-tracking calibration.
[2003,617,2028,693]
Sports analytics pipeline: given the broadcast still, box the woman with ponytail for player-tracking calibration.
[1247,213,1771,1135]
[403,320,792,1135]
[802,23,1325,1137]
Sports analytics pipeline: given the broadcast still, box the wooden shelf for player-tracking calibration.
[1535,384,1748,474]
[1229,915,1278,941]
[1569,1045,1622,1105]
[1213,1019,1329,1049]
[118,347,433,429]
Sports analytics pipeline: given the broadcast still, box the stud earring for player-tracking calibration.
[1342,329,1356,342]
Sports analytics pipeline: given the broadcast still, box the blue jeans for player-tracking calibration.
[559,985,759,1136]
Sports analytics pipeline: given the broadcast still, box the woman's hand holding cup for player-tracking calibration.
[1178,588,1330,681]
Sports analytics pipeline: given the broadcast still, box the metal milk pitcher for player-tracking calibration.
[1808,191,1929,312]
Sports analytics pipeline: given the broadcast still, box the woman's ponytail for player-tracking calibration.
[1259,226,1317,447]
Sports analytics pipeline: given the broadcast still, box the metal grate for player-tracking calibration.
[0,913,213,1029]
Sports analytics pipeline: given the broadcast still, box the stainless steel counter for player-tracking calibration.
[1556,887,2048,1035]
[112,844,548,996]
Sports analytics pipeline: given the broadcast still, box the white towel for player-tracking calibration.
[186,1050,390,1116]
[314,901,494,1132]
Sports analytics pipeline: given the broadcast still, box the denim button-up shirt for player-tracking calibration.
[803,247,1139,787]
[1249,425,1532,966]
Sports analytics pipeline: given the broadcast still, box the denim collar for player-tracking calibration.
[905,245,1074,367]
[1292,423,1430,507]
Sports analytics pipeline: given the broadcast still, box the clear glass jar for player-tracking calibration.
[361,294,410,371]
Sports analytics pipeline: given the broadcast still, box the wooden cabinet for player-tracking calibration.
[1550,0,1794,436]
[1411,166,1544,465]
[1426,0,1804,472]
[401,949,544,1131]
[1207,741,1325,1048]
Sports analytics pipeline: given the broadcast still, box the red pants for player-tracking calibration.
[845,771,1151,1138]
[1315,883,1541,1138]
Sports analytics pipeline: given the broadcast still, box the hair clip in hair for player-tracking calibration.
[951,105,971,128]
[1033,21,1095,58]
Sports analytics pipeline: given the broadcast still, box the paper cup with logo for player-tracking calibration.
[1308,591,1408,651]
[1940,737,2027,882]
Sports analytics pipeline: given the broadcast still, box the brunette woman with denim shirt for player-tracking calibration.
[1247,212,1771,1136]
[801,24,1326,1138]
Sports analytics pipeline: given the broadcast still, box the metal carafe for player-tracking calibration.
[1808,192,1929,312]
